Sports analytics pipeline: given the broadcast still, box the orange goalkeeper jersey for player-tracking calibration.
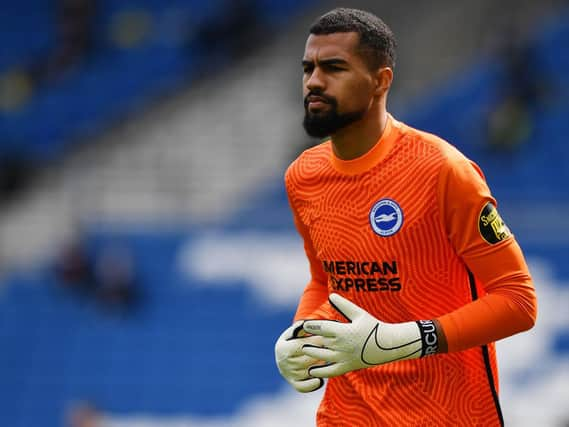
[285,114,537,426]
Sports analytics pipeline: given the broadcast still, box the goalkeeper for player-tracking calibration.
[275,8,537,427]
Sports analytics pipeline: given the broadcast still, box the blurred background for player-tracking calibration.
[0,0,568,426]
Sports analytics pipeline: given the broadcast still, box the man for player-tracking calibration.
[274,8,537,427]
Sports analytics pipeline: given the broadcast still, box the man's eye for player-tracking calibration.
[327,65,344,72]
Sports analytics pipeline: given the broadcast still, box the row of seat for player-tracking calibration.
[0,0,313,161]
[0,6,567,427]
[404,10,569,202]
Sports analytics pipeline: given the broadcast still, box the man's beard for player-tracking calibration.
[303,93,366,138]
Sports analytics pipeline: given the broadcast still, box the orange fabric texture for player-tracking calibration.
[285,114,536,426]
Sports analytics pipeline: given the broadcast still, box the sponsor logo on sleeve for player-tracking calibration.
[478,202,512,244]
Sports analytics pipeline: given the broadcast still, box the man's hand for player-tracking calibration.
[275,321,326,393]
[302,294,439,378]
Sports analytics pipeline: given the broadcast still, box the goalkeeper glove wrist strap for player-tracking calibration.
[417,319,439,357]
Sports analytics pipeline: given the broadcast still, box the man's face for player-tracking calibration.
[302,32,377,138]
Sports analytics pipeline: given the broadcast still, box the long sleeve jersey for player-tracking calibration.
[285,114,537,426]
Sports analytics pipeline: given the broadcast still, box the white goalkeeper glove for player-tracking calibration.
[301,293,439,378]
[275,321,326,393]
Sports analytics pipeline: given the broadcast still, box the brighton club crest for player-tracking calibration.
[369,199,404,237]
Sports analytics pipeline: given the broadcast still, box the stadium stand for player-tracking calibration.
[0,2,568,426]
[0,0,311,161]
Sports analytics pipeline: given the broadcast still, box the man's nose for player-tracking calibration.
[306,68,326,92]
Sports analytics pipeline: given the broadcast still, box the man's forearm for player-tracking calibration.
[294,280,332,321]
[436,288,536,353]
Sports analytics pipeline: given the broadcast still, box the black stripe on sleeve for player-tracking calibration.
[467,270,504,427]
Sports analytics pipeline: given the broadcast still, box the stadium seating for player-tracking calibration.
[405,11,569,202]
[0,5,567,427]
[0,0,313,161]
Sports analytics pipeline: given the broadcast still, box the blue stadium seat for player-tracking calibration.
[1,6,568,427]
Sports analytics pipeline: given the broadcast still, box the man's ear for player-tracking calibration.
[374,67,393,96]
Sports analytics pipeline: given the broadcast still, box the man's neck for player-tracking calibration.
[331,108,388,161]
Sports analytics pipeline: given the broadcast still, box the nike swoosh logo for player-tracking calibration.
[360,324,422,365]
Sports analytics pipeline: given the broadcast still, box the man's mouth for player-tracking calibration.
[306,95,331,110]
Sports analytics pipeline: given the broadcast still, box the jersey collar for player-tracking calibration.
[329,113,400,175]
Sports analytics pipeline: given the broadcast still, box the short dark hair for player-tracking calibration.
[309,8,397,70]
